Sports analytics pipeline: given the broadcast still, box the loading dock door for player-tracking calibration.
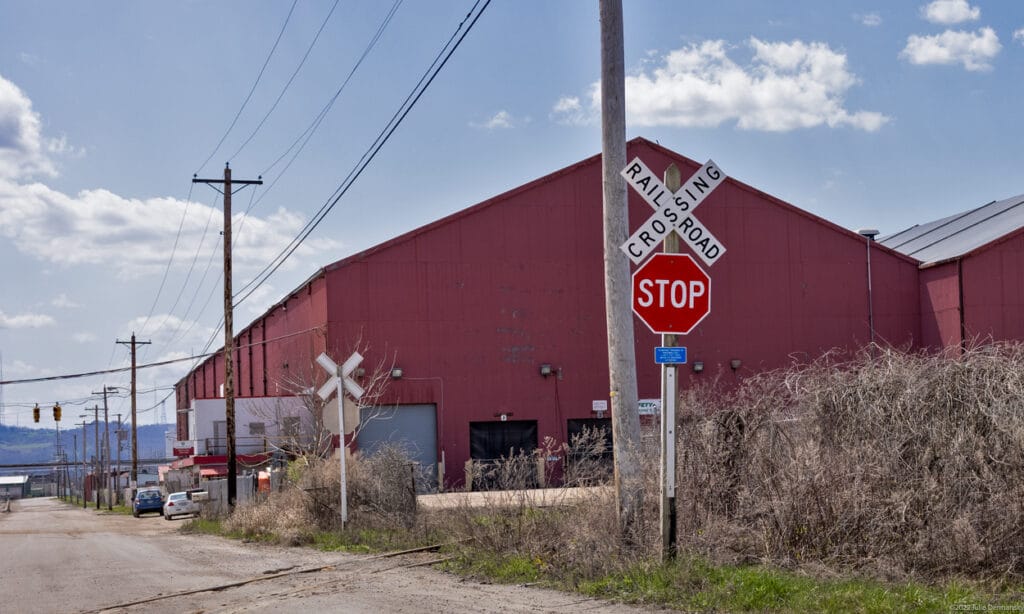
[469,420,538,490]
[358,404,438,492]
[469,420,538,461]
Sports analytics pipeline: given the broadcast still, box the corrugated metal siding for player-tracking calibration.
[320,139,921,486]
[919,263,961,349]
[962,233,1024,342]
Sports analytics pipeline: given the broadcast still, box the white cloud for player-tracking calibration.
[580,38,889,132]
[0,179,339,278]
[1014,28,1024,44]
[72,331,97,343]
[52,293,80,308]
[0,309,55,328]
[0,73,331,279]
[550,96,593,126]
[921,0,980,25]
[3,359,49,378]
[857,13,882,27]
[471,110,514,130]
[122,313,217,352]
[901,27,1001,71]
[0,74,57,180]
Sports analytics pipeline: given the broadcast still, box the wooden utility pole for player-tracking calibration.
[115,413,122,506]
[599,0,643,538]
[117,334,150,488]
[660,164,682,560]
[194,165,262,508]
[77,423,87,508]
[92,386,115,510]
[91,406,100,509]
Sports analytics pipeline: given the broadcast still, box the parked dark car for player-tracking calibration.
[132,489,163,517]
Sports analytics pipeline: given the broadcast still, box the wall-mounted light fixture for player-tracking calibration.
[390,367,403,379]
[354,367,366,378]
[730,359,742,371]
[539,363,553,377]
[692,361,704,373]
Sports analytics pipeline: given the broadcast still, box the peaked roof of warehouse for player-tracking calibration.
[880,193,1024,266]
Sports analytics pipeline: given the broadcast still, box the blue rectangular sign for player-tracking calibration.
[655,346,687,364]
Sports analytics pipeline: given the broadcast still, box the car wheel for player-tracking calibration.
[165,514,171,520]
[133,511,139,518]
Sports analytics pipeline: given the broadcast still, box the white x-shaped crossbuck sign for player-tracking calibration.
[316,351,365,401]
[619,158,728,267]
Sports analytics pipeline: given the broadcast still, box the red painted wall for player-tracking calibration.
[961,228,1024,343]
[310,139,922,486]
[919,263,961,349]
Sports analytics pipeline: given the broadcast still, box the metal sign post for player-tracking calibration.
[621,159,728,561]
[316,351,364,529]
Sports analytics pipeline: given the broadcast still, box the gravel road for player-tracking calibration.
[0,497,649,613]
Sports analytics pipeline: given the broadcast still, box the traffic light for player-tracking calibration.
[53,403,62,422]
[33,404,40,423]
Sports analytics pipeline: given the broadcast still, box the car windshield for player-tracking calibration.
[138,492,160,501]
[169,494,186,501]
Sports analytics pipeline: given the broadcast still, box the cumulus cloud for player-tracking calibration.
[550,96,593,126]
[557,38,889,132]
[921,0,980,25]
[0,74,57,179]
[122,313,216,350]
[901,27,1001,71]
[857,13,882,27]
[0,309,55,328]
[1015,28,1024,44]
[51,293,80,308]
[471,110,515,130]
[0,179,338,278]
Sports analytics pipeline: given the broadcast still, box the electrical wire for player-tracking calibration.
[227,0,342,162]
[234,0,490,307]
[257,0,404,179]
[138,182,196,336]
[0,326,324,387]
[194,0,299,175]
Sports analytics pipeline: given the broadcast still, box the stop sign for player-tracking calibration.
[632,253,711,335]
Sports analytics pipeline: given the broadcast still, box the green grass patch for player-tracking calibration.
[571,557,1023,613]
[312,527,441,554]
[444,552,546,585]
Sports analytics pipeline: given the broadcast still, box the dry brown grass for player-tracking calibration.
[223,443,419,542]
[678,343,1024,580]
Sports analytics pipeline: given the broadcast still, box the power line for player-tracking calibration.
[227,0,343,162]
[139,182,196,335]
[234,0,490,306]
[194,0,300,175]
[0,326,323,387]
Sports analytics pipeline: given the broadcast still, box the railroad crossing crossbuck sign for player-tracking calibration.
[619,158,728,266]
[632,253,711,335]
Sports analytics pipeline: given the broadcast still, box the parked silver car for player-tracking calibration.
[163,491,199,520]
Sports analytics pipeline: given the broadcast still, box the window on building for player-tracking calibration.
[249,422,265,436]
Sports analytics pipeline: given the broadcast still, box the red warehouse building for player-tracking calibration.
[176,138,947,488]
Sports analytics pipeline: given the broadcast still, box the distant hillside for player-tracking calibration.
[0,423,174,465]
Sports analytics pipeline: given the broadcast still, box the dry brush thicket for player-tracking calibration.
[223,444,419,543]
[678,344,1024,579]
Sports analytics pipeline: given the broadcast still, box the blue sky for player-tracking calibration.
[1,0,1022,429]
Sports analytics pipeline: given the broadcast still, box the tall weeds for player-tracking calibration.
[678,344,1024,579]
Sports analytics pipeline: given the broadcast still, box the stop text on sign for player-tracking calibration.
[631,253,711,335]
[636,279,706,309]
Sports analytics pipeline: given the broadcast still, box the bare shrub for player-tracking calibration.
[678,343,1024,579]
[348,444,418,528]
[224,444,419,541]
